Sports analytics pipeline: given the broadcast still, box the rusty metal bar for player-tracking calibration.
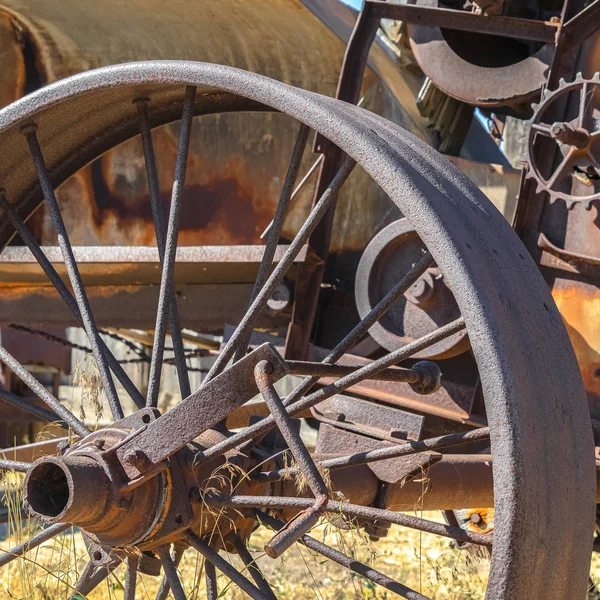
[260,154,324,240]
[234,122,310,363]
[205,559,218,600]
[146,85,197,408]
[205,495,492,547]
[198,318,463,463]
[117,344,288,480]
[124,556,139,600]
[70,559,119,598]
[203,155,356,384]
[136,98,191,399]
[0,387,66,428]
[183,530,270,600]
[256,510,430,600]
[23,126,124,421]
[255,359,329,557]
[0,345,89,437]
[0,192,145,409]
[254,426,490,483]
[0,459,31,472]
[0,523,70,568]
[368,0,559,43]
[232,534,277,600]
[157,545,187,600]
[286,360,423,382]
[558,0,599,46]
[69,560,96,600]
[155,546,185,600]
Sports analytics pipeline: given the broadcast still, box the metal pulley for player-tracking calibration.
[355,219,470,359]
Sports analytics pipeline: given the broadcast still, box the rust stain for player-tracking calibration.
[32,118,292,247]
[552,285,600,417]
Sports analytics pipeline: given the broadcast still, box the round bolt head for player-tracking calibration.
[409,361,442,395]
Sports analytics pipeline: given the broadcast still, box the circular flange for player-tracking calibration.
[407,0,553,108]
[355,218,469,359]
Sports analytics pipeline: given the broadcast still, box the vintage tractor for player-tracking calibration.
[0,0,597,598]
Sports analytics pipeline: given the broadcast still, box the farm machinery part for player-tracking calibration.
[0,0,597,599]
[0,60,593,600]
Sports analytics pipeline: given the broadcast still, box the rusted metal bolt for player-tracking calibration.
[93,439,105,450]
[409,361,442,395]
[470,513,483,525]
[323,410,345,422]
[549,122,590,149]
[406,271,439,307]
[123,449,150,469]
[267,283,292,315]
[255,360,274,376]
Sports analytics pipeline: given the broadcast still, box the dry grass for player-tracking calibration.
[0,482,491,600]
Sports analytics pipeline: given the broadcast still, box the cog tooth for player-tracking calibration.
[584,201,593,210]
[542,87,551,99]
[565,200,576,210]
[531,103,539,111]
[559,77,567,87]
[536,181,546,193]
[593,72,600,83]
[575,72,583,81]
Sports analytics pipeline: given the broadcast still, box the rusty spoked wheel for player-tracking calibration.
[0,62,594,599]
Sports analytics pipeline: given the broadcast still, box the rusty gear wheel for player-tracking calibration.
[525,72,600,209]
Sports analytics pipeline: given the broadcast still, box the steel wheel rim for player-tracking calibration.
[0,61,594,599]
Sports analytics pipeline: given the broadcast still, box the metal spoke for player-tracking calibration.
[0,386,66,428]
[204,495,492,547]
[68,559,95,599]
[234,123,310,363]
[232,534,277,600]
[155,545,185,600]
[69,557,120,599]
[579,80,593,129]
[256,510,429,600]
[259,88,373,241]
[198,318,464,462]
[0,459,30,472]
[147,85,197,408]
[0,523,70,568]
[124,556,139,600]
[205,559,219,600]
[158,545,188,600]
[23,126,125,421]
[255,360,328,557]
[531,123,553,136]
[0,344,89,437]
[253,427,490,483]
[136,98,191,399]
[183,530,271,600]
[546,148,574,190]
[0,191,145,409]
[203,155,357,384]
[285,360,431,382]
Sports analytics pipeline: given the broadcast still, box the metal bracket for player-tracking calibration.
[116,343,289,479]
